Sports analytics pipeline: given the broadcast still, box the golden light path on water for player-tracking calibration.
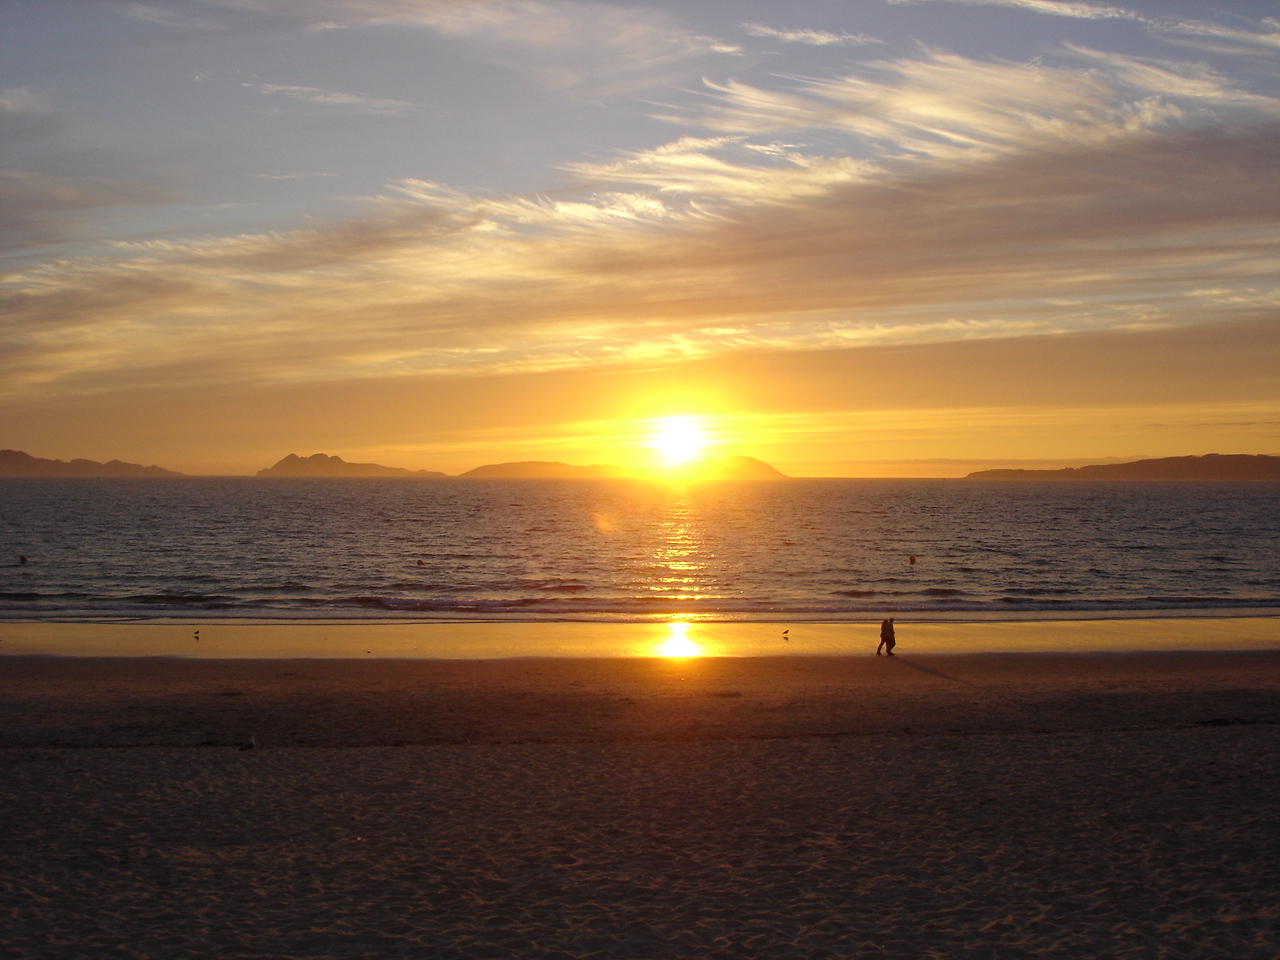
[648,489,713,606]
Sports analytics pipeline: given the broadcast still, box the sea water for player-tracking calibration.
[1,478,1277,621]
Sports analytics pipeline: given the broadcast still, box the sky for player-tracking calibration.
[1,0,1277,477]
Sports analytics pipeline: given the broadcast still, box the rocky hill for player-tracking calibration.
[460,461,630,479]
[461,456,788,480]
[256,453,447,478]
[0,449,183,477]
[967,454,1279,481]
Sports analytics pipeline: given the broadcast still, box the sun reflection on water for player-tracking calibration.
[647,496,713,601]
[655,621,704,658]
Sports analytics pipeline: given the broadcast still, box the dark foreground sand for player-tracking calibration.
[2,651,1278,959]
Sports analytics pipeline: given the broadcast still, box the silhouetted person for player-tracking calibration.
[877,618,896,656]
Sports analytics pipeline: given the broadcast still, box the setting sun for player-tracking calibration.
[651,416,708,467]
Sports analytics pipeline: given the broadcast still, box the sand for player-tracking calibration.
[2,646,1278,959]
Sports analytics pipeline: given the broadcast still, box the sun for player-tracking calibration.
[651,415,708,467]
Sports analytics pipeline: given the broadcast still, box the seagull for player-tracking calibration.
[193,630,200,642]
[782,629,790,642]
[239,734,256,751]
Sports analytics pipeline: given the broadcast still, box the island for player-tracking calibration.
[460,461,631,479]
[460,456,787,481]
[256,453,447,478]
[966,454,1280,481]
[0,449,183,477]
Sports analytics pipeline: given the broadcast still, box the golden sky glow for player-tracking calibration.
[0,1,1276,475]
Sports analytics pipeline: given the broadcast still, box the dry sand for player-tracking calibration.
[2,648,1278,959]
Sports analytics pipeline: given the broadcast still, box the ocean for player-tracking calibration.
[1,478,1277,622]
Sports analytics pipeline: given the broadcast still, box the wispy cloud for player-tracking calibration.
[120,3,223,30]
[251,171,339,180]
[741,23,882,47]
[0,89,172,252]
[0,87,67,143]
[665,46,1279,164]
[199,0,737,94]
[885,0,1141,20]
[1153,17,1280,55]
[886,1,1280,54]
[243,82,421,114]
[3,46,1277,401]
[410,0,739,94]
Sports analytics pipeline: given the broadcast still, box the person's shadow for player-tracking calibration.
[891,658,968,683]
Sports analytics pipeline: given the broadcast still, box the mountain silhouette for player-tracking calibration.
[966,454,1279,481]
[461,456,788,480]
[256,453,447,478]
[0,449,183,477]
[460,461,631,479]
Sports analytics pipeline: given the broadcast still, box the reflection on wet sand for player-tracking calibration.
[653,621,704,658]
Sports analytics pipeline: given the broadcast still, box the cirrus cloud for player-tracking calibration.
[2,45,1276,404]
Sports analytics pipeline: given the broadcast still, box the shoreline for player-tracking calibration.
[1,614,1276,659]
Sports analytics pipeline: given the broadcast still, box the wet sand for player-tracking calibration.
[2,649,1278,958]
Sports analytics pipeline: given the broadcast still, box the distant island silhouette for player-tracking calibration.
[0,448,787,479]
[967,454,1280,481]
[460,456,787,480]
[0,449,183,477]
[460,461,631,479]
[257,453,447,478]
[6,448,1271,481]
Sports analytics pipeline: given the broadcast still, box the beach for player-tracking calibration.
[2,634,1278,958]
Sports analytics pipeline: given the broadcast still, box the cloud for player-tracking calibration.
[885,1,1280,55]
[1152,17,1280,55]
[0,171,172,252]
[198,0,737,94]
[411,0,739,94]
[192,0,471,25]
[666,47,1277,163]
[885,0,1141,20]
[2,48,1276,402]
[741,23,882,47]
[0,87,67,144]
[563,136,879,206]
[243,82,422,114]
[0,89,173,252]
[119,3,223,30]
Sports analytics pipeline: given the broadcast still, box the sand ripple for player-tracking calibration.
[3,727,1278,959]
[2,652,1277,958]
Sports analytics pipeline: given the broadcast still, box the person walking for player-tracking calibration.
[877,618,896,656]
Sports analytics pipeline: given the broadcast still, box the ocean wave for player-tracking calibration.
[3,478,1276,622]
